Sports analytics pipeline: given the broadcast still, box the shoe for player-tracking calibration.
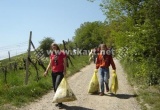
[55,103,63,107]
[106,87,109,92]
[55,103,59,107]
[58,103,63,107]
[99,92,104,96]
[106,83,109,92]
[58,103,64,109]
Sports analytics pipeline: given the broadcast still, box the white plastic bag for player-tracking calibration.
[52,77,77,103]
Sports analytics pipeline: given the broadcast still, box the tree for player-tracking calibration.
[73,21,109,50]
[39,37,55,57]
[99,0,160,85]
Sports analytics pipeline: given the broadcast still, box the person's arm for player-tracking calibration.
[110,55,116,70]
[96,55,100,69]
[44,59,51,77]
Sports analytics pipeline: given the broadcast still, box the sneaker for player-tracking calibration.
[58,103,63,107]
[58,103,64,109]
[106,86,109,92]
[99,92,104,96]
[55,103,59,107]
[106,83,109,92]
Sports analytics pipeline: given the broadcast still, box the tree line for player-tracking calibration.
[34,0,160,86]
[71,0,160,85]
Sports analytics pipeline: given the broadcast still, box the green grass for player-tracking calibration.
[0,55,89,109]
[137,85,160,110]
[120,59,160,110]
[66,55,90,77]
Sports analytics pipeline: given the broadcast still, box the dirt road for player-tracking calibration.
[19,59,141,110]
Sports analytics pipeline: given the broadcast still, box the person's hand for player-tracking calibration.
[63,71,66,75]
[44,71,48,77]
[94,69,98,73]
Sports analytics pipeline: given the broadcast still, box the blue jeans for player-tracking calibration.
[99,67,110,93]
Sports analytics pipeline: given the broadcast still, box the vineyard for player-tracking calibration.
[0,32,90,107]
[0,38,51,106]
[0,32,48,86]
[0,52,47,85]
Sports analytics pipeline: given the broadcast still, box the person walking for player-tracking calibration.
[44,43,67,107]
[96,44,116,96]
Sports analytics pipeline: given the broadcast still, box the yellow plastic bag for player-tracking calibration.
[88,69,99,93]
[52,77,77,103]
[110,70,118,94]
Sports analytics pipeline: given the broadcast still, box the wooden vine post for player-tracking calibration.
[25,31,32,85]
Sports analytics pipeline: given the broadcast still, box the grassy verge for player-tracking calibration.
[66,55,90,77]
[120,59,160,110]
[137,85,160,110]
[0,55,89,109]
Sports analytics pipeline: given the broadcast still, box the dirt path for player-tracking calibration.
[19,59,141,110]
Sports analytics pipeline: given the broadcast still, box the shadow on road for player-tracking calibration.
[88,92,137,99]
[108,93,138,99]
[57,104,93,110]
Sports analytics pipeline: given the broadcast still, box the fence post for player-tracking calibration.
[8,51,11,61]
[25,31,32,85]
[8,51,12,70]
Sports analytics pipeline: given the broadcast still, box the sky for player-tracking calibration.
[0,0,106,60]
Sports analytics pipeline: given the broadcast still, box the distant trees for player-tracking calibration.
[73,21,110,50]
[39,37,54,57]
[99,0,160,85]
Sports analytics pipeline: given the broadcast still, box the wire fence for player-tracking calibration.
[0,38,46,85]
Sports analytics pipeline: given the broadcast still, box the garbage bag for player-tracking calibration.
[88,69,99,93]
[52,77,77,103]
[110,70,118,94]
[89,51,93,57]
[89,51,93,62]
